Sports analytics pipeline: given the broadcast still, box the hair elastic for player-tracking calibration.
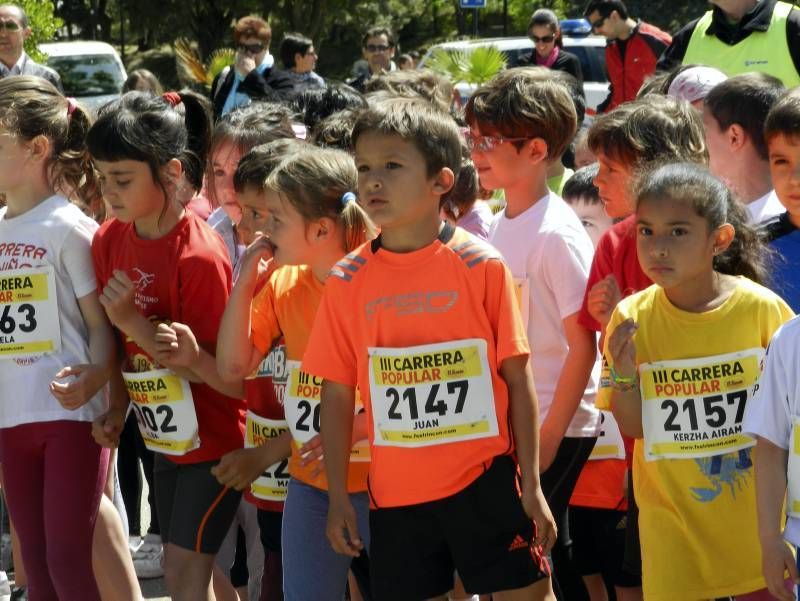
[341,191,356,207]
[66,97,78,117]
[162,91,182,107]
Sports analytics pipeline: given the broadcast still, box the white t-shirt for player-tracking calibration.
[744,316,800,546]
[0,196,108,427]
[489,192,600,437]
[746,190,784,225]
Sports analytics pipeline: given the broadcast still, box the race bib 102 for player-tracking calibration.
[123,369,201,456]
[0,265,60,358]
[283,360,369,462]
[640,349,761,461]
[245,412,290,502]
[368,338,498,448]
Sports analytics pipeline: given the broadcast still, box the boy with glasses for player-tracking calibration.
[0,4,62,91]
[583,1,670,113]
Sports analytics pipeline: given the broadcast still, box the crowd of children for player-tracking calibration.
[3,25,800,601]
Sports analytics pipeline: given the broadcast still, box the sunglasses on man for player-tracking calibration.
[238,42,265,54]
[590,16,607,31]
[364,44,392,53]
[0,20,22,32]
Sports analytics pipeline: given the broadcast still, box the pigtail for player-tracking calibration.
[440,152,477,222]
[714,197,771,285]
[174,90,212,191]
[341,197,378,251]
[53,100,103,220]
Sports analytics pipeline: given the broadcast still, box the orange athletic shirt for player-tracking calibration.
[250,264,369,492]
[302,223,530,508]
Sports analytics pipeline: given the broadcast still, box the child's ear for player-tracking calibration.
[431,167,455,196]
[27,135,51,164]
[727,124,747,152]
[713,223,736,254]
[161,158,183,186]
[311,217,336,242]
[523,138,549,165]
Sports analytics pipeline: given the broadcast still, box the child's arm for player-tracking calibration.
[539,314,597,471]
[606,318,644,438]
[320,380,362,558]
[50,291,113,409]
[211,431,293,491]
[216,237,275,382]
[154,323,244,399]
[755,436,798,601]
[500,355,557,552]
[99,270,200,382]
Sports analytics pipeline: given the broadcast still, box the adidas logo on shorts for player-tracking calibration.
[508,534,528,552]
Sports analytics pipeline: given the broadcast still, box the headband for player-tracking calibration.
[162,91,182,107]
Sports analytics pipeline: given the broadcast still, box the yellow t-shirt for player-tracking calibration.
[601,277,793,601]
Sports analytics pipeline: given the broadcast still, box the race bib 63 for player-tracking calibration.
[0,265,60,358]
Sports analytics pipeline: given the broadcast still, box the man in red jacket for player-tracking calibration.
[585,1,671,113]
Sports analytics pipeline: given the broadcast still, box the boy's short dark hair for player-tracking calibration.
[588,95,707,168]
[705,72,786,160]
[583,1,628,19]
[562,164,600,205]
[352,97,462,177]
[233,138,307,193]
[292,84,367,129]
[309,109,360,151]
[765,88,800,143]
[362,26,395,48]
[364,69,453,113]
[464,67,577,160]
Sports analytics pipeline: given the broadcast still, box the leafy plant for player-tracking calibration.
[425,45,507,86]
[174,38,235,89]
[19,0,62,64]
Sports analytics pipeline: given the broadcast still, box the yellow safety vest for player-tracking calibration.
[683,1,800,87]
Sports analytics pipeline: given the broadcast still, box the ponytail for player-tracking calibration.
[0,76,101,213]
[171,90,213,192]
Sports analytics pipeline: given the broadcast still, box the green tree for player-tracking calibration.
[19,0,63,62]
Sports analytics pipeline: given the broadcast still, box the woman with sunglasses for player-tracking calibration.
[210,15,294,120]
[519,9,583,88]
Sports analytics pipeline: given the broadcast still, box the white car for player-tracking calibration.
[419,35,609,114]
[39,41,127,114]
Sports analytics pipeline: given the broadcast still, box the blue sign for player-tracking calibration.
[460,0,486,7]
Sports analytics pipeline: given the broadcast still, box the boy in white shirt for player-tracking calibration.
[466,66,600,600]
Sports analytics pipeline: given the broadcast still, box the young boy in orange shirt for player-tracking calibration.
[303,98,557,601]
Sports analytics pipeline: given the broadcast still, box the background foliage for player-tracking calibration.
[25,0,709,84]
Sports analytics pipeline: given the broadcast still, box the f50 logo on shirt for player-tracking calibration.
[364,291,458,321]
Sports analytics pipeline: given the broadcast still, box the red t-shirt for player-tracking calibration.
[92,211,245,464]
[578,215,652,333]
[302,224,530,508]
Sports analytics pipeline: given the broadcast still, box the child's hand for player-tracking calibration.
[99,270,139,328]
[92,406,127,448]
[238,234,274,285]
[50,363,109,410]
[521,481,557,553]
[762,535,798,601]
[154,322,199,370]
[607,318,638,379]
[587,275,622,328]
[326,494,364,558]
[211,447,271,491]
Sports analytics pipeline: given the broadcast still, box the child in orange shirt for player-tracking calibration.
[215,146,377,601]
[303,98,556,601]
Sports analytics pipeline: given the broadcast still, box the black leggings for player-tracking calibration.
[541,436,597,601]
[118,411,159,536]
